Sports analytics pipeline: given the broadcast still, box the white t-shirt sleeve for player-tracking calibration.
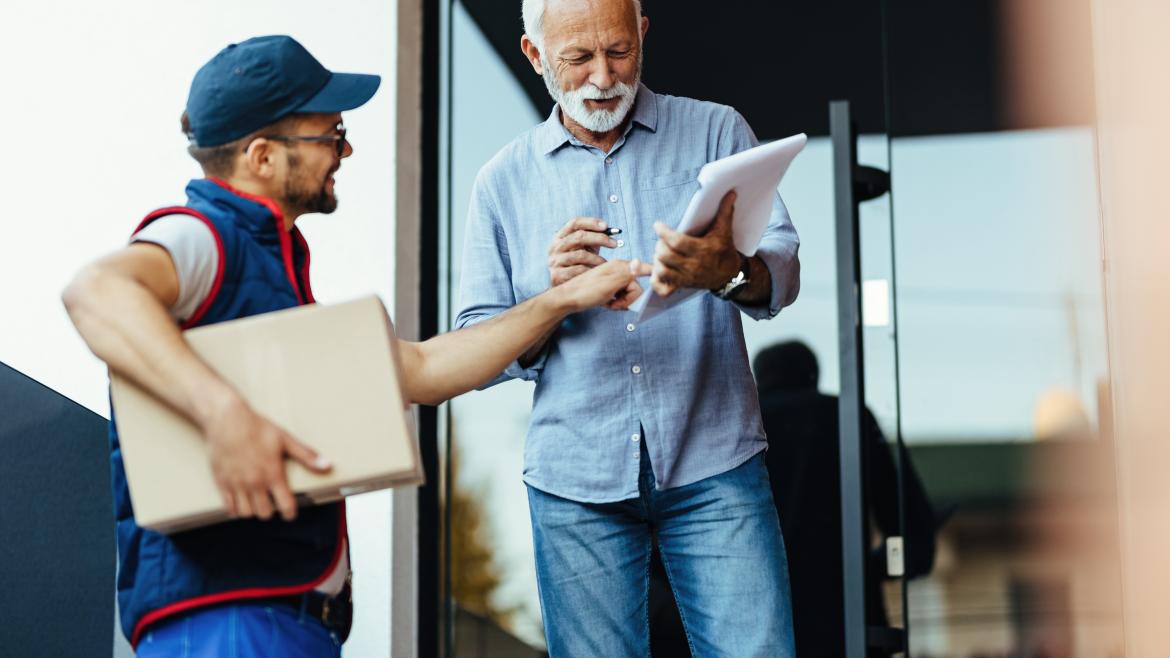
[131,215,219,323]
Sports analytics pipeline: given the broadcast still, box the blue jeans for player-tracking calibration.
[135,601,342,658]
[527,441,795,657]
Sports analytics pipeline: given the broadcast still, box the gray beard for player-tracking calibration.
[541,51,642,133]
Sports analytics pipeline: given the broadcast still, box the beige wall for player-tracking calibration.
[393,0,423,656]
[1092,0,1170,654]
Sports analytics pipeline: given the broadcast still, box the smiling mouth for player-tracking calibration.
[585,98,621,111]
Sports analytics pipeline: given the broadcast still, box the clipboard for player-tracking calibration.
[631,133,807,322]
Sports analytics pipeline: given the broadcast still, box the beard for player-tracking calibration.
[283,151,338,215]
[541,50,641,133]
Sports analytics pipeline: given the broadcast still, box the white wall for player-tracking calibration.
[0,1,399,655]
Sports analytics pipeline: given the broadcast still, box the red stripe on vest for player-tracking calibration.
[130,502,349,647]
[207,178,305,304]
[292,227,316,304]
[132,207,226,329]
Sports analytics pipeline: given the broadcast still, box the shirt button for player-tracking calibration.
[631,433,640,442]
[631,365,642,375]
[616,239,625,247]
[605,157,614,165]
[609,194,618,203]
[626,323,636,332]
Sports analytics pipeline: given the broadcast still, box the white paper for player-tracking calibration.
[632,133,807,322]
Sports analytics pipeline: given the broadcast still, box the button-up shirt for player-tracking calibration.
[454,84,800,503]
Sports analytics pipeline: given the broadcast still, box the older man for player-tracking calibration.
[454,0,800,655]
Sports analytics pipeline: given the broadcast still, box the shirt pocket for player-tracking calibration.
[639,166,703,191]
[636,167,703,246]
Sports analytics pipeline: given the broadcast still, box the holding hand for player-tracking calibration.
[202,394,333,522]
[548,217,617,286]
[556,259,652,312]
[651,190,741,297]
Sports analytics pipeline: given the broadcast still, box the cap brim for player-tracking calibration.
[296,72,381,114]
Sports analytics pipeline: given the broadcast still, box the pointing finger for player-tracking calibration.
[629,259,652,277]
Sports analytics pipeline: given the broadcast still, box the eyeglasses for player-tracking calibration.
[261,124,348,157]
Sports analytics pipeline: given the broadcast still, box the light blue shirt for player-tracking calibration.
[455,84,800,503]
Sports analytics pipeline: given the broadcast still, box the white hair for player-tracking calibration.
[522,0,643,50]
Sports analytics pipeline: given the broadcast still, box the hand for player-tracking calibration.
[548,217,617,286]
[651,190,741,297]
[556,259,652,312]
[202,395,333,522]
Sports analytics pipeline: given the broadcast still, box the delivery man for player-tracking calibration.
[61,35,647,656]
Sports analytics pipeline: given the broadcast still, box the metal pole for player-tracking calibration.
[831,99,869,658]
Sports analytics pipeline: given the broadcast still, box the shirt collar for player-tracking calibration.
[536,82,658,155]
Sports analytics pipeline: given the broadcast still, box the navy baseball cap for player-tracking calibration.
[185,35,381,147]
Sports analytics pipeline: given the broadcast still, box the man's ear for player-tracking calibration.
[241,139,277,180]
[640,15,649,41]
[520,34,544,75]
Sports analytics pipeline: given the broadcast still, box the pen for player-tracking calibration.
[603,227,623,236]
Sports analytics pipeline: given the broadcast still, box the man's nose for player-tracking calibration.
[588,56,616,90]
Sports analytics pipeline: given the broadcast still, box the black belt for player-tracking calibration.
[271,582,352,638]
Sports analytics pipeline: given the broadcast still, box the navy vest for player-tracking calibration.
[110,178,348,646]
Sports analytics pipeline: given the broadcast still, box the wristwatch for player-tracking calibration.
[712,253,750,300]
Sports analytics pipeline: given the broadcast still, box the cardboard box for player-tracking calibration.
[110,295,422,533]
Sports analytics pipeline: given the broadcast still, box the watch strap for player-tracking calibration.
[713,254,750,300]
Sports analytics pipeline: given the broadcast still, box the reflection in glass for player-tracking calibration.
[754,341,938,657]
[441,1,548,650]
